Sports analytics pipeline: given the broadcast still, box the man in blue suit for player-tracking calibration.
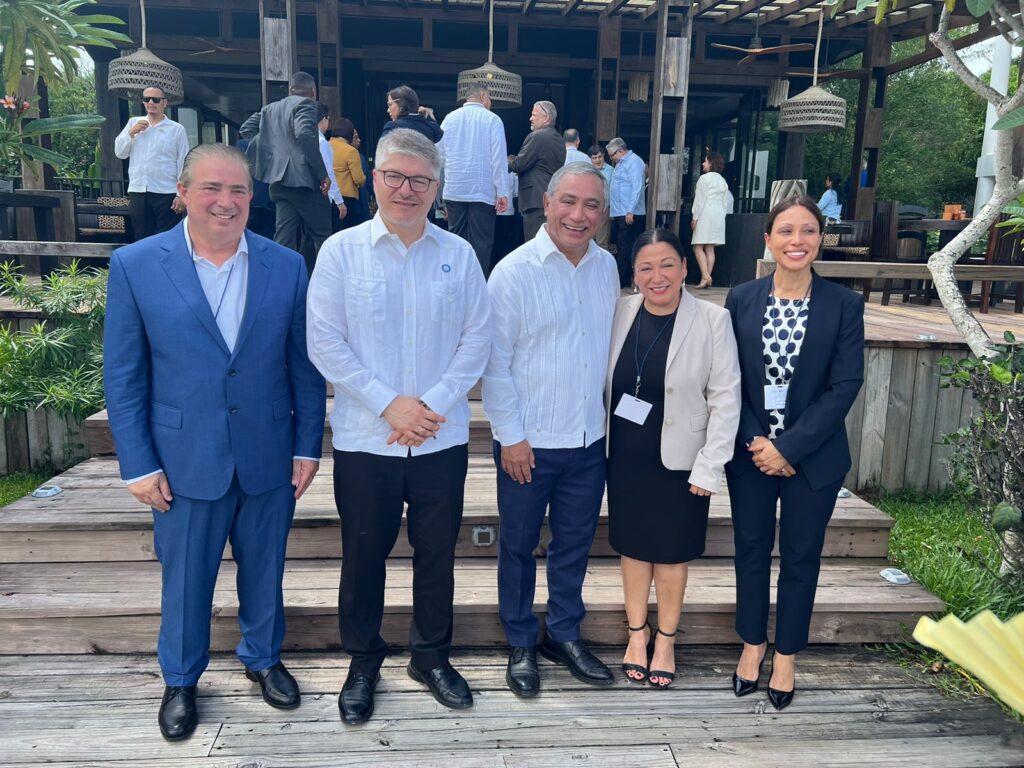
[103,143,326,741]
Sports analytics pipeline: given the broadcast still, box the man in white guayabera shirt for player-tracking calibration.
[482,162,619,699]
[438,83,509,277]
[307,128,490,726]
[114,85,190,240]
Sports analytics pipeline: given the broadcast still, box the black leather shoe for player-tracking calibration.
[538,634,614,687]
[245,661,300,709]
[339,669,379,724]
[407,662,474,709]
[768,684,796,711]
[732,644,768,697]
[158,685,198,741]
[506,646,540,698]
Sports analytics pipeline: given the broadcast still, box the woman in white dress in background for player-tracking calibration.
[691,152,730,289]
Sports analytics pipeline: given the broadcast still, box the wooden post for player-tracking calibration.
[595,13,621,142]
[646,0,669,221]
[850,24,891,220]
[94,60,125,183]
[317,0,342,117]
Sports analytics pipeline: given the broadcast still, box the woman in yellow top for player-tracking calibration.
[328,117,367,231]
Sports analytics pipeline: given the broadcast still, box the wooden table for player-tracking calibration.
[898,218,971,250]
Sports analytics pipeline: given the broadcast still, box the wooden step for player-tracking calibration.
[84,400,495,457]
[0,457,894,563]
[0,558,944,654]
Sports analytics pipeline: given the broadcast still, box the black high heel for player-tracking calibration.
[767,650,796,711]
[648,628,677,689]
[621,621,651,684]
[732,643,768,697]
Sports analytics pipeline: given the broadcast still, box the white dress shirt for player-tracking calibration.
[483,225,619,450]
[439,102,509,205]
[307,215,491,457]
[114,116,190,194]
[564,147,590,166]
[319,132,343,205]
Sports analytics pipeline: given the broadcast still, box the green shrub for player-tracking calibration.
[0,260,106,420]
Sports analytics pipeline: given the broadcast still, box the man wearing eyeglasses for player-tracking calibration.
[307,128,490,725]
[115,86,190,241]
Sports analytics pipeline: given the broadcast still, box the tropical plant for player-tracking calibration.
[0,260,107,421]
[1,94,104,170]
[0,0,129,93]
[940,331,1024,578]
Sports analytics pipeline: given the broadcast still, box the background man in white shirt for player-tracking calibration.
[114,86,190,241]
[483,163,619,698]
[307,128,490,725]
[438,83,509,277]
[563,129,590,165]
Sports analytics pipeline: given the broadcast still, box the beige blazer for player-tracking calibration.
[605,289,742,492]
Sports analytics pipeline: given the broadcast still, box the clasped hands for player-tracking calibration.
[748,436,796,477]
[384,395,446,447]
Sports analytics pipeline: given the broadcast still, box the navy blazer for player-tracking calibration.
[103,223,326,500]
[724,271,864,490]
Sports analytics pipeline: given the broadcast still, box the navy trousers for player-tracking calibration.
[152,475,296,686]
[726,465,843,655]
[333,445,468,675]
[495,439,606,648]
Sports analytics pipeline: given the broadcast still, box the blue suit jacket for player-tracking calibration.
[724,271,864,490]
[103,223,326,500]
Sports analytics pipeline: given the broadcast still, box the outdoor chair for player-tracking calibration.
[77,196,130,243]
[978,214,1024,314]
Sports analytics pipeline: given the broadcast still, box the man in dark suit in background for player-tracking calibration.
[509,100,565,241]
[240,72,329,273]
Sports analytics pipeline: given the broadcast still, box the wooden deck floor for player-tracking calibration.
[0,647,1021,766]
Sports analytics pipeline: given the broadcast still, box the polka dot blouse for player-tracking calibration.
[762,296,810,439]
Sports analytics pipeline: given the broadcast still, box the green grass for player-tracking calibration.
[874,491,1024,719]
[0,471,49,508]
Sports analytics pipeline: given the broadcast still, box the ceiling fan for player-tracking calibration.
[189,38,247,57]
[711,8,814,66]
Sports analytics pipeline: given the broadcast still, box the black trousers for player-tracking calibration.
[331,195,365,233]
[611,214,646,288]
[726,464,844,655]
[333,444,468,674]
[129,192,180,241]
[269,183,331,274]
[522,208,545,242]
[491,213,524,272]
[445,199,496,277]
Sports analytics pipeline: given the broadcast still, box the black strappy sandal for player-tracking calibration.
[621,621,651,684]
[648,628,677,689]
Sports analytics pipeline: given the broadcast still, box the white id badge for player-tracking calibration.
[764,384,788,410]
[614,394,653,425]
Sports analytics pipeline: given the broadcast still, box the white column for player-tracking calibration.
[974,37,1013,213]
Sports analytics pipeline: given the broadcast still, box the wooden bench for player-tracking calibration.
[755,259,1024,311]
[0,241,117,276]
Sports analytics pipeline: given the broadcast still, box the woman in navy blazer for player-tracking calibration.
[724,196,864,710]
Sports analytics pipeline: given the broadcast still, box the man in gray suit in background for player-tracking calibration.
[509,101,565,241]
[240,72,329,272]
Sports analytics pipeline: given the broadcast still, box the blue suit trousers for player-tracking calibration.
[152,475,296,686]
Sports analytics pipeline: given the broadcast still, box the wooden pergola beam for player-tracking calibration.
[763,0,826,24]
[884,22,1001,75]
[643,0,688,21]
[694,0,737,17]
[522,0,539,15]
[790,0,856,26]
[601,0,633,16]
[563,0,586,16]
[719,0,767,24]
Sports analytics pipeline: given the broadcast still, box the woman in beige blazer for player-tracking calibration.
[605,228,741,688]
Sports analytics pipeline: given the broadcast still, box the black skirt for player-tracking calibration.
[607,306,710,564]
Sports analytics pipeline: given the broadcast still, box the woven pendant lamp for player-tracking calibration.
[779,11,845,133]
[107,0,184,105]
[456,0,521,107]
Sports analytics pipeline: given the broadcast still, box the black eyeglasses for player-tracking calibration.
[142,96,165,103]
[378,170,435,193]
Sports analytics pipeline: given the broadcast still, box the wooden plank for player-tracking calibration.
[856,347,893,489]
[879,348,917,492]
[902,348,942,491]
[0,413,7,476]
[23,408,50,472]
[928,376,964,492]
[671,736,1024,767]
[0,241,115,260]
[3,412,30,474]
[843,362,867,489]
[756,259,1024,281]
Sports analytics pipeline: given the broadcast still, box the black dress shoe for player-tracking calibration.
[158,685,198,741]
[767,650,795,711]
[732,645,768,697]
[538,635,614,687]
[506,646,540,698]
[339,669,380,724]
[407,662,474,709]
[245,661,300,709]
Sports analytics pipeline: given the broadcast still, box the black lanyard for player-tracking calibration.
[633,308,675,398]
